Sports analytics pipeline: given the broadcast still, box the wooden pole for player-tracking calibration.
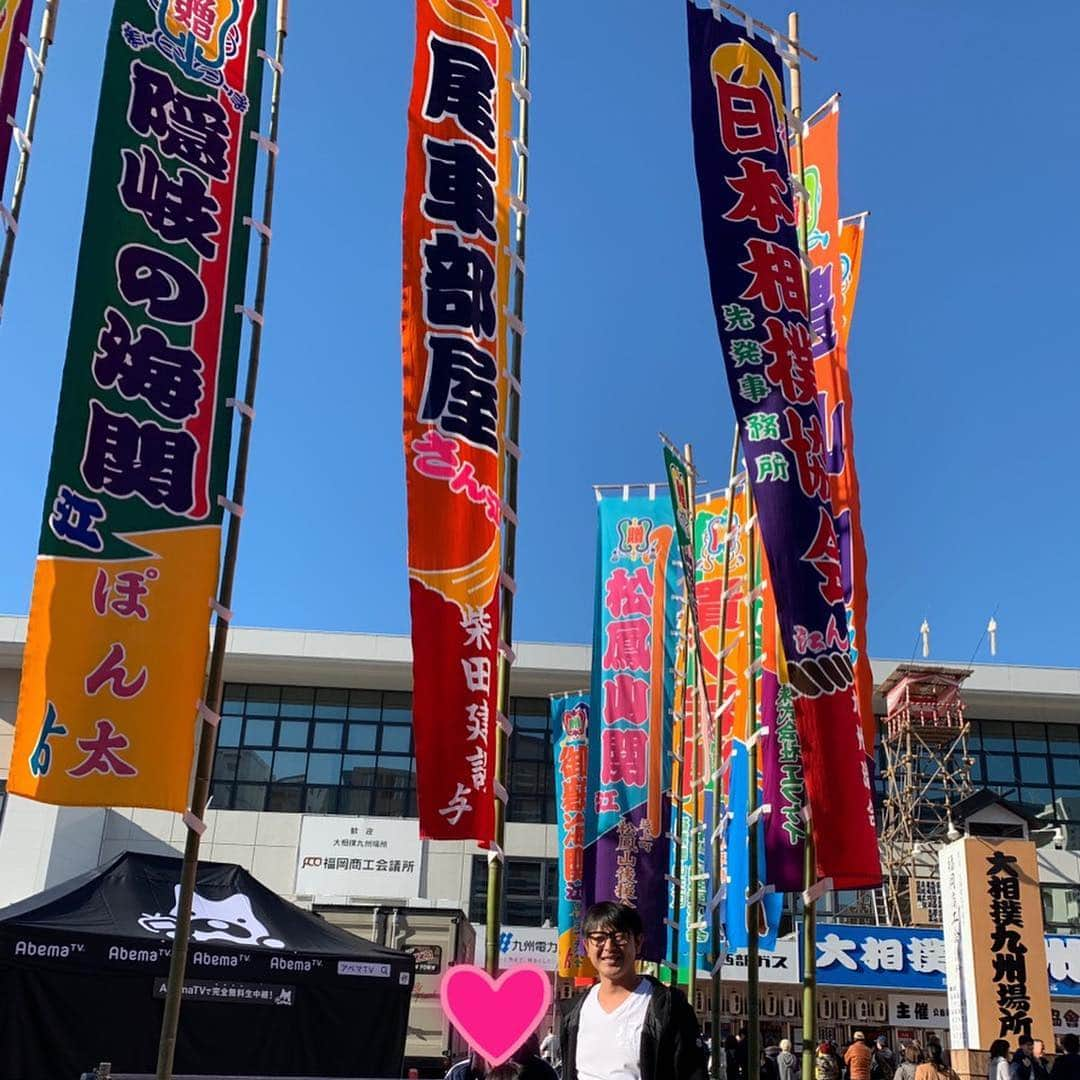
[485,0,531,975]
[153,6,287,1076]
[686,442,702,1016]
[669,601,688,989]
[710,423,741,1071]
[786,11,819,1074]
[745,506,761,1080]
[0,0,59,321]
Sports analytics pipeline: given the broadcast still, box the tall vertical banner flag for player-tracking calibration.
[9,0,266,810]
[0,0,32,194]
[402,0,513,841]
[585,492,682,961]
[551,692,595,979]
[685,3,879,888]
[801,106,875,773]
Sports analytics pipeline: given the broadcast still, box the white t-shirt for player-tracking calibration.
[576,978,654,1080]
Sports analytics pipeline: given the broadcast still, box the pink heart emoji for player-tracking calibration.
[440,963,553,1067]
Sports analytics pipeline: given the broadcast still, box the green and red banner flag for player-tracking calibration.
[9,0,266,811]
[0,0,33,194]
[402,0,513,841]
[584,490,683,961]
[801,107,876,777]
[685,3,879,888]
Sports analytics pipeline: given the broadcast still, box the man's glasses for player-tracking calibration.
[585,930,631,948]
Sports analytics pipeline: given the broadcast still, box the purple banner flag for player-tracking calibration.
[685,2,879,888]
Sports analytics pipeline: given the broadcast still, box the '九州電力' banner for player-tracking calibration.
[9,0,266,810]
[685,3,879,888]
[0,0,33,194]
[402,0,513,841]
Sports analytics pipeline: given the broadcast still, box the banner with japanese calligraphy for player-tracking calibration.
[551,692,595,979]
[758,564,806,893]
[402,0,512,843]
[584,491,682,961]
[0,0,32,194]
[685,2,879,889]
[9,0,266,810]
[800,106,875,776]
[939,837,1053,1049]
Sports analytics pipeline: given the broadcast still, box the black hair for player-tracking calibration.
[989,1041,1010,1061]
[927,1043,946,1070]
[1018,1036,1035,1048]
[1063,1034,1079,1055]
[581,901,644,938]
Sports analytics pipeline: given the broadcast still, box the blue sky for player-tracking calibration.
[1,1,1077,667]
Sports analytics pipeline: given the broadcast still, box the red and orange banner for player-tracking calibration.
[801,106,875,765]
[402,0,513,842]
[838,211,866,346]
[9,0,266,810]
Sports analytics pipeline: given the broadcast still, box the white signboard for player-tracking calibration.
[889,994,949,1028]
[718,935,800,985]
[939,840,976,1049]
[1052,1001,1080,1036]
[473,925,559,971]
[295,815,421,900]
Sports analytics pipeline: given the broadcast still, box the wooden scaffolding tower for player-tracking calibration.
[878,664,974,926]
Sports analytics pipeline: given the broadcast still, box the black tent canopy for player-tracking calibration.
[0,851,414,1080]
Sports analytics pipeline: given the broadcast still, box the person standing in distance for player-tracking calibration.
[558,901,707,1080]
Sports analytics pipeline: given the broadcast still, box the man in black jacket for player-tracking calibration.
[558,901,707,1080]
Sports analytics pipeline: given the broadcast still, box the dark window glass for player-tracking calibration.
[985,753,1017,783]
[1014,725,1048,755]
[1018,755,1049,785]
[272,751,307,783]
[213,748,238,783]
[305,786,338,814]
[380,725,411,753]
[210,781,231,809]
[236,748,272,783]
[315,688,348,719]
[340,788,372,816]
[243,718,275,746]
[222,684,246,714]
[977,721,1013,753]
[217,715,242,748]
[1052,757,1080,786]
[313,722,343,750]
[508,697,554,824]
[245,687,280,717]
[280,686,315,718]
[278,720,310,748]
[233,783,266,811]
[267,784,303,812]
[307,753,343,785]
[470,856,558,926]
[969,755,986,783]
[1019,787,1054,816]
[1048,724,1080,745]
[211,685,419,816]
[347,725,378,752]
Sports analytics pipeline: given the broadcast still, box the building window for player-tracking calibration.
[1042,885,1080,934]
[468,855,558,926]
[211,685,417,817]
[506,697,556,824]
[210,685,554,822]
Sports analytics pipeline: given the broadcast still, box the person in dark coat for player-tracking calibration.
[1051,1034,1080,1080]
[558,902,706,1080]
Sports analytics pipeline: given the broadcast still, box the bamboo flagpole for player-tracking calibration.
[744,501,762,1080]
[668,598,689,988]
[153,5,288,1076]
[709,423,741,1072]
[485,0,531,975]
[786,12,820,1077]
[0,0,59,321]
